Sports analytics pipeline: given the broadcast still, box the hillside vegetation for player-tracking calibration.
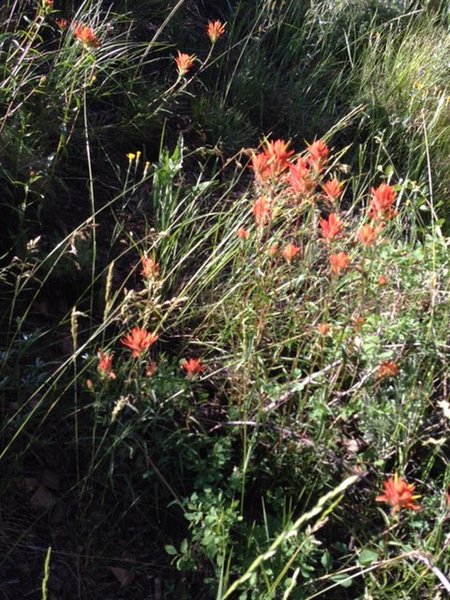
[0,1,449,598]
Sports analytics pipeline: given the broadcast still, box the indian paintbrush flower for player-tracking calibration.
[141,256,160,280]
[329,252,350,275]
[121,327,158,358]
[97,350,116,380]
[356,224,379,246]
[319,213,343,242]
[182,358,205,378]
[322,178,343,201]
[307,140,329,171]
[73,23,101,49]
[207,20,226,44]
[376,474,421,513]
[175,51,195,76]
[252,196,272,227]
[236,228,250,240]
[368,183,397,220]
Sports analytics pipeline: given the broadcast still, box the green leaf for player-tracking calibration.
[358,549,379,566]
[165,545,178,556]
[330,574,352,588]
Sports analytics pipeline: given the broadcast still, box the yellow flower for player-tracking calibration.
[126,153,136,162]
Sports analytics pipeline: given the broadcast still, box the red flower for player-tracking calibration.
[251,140,293,183]
[322,178,343,201]
[329,252,350,275]
[319,213,343,242]
[207,20,226,43]
[56,18,68,30]
[282,243,301,263]
[73,23,101,49]
[175,51,195,76]
[368,183,397,220]
[182,358,205,378]
[42,0,53,10]
[121,327,158,358]
[264,139,294,175]
[377,360,399,379]
[252,196,272,227]
[97,350,116,380]
[236,228,250,240]
[376,474,421,514]
[307,140,329,171]
[141,256,160,280]
[288,158,314,196]
[356,224,379,246]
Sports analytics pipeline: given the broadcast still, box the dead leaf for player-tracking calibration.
[109,566,135,587]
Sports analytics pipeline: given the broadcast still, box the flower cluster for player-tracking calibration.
[243,135,402,282]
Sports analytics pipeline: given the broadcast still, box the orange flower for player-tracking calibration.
[376,474,421,514]
[97,350,116,380]
[319,213,343,242]
[282,243,301,263]
[317,323,330,335]
[207,20,226,43]
[268,243,278,257]
[264,139,294,175]
[251,152,271,184]
[377,360,399,379]
[175,51,195,76]
[378,275,388,286]
[141,256,160,280]
[56,18,68,30]
[329,252,350,275]
[288,158,314,196]
[145,361,158,377]
[322,178,343,201]
[73,23,101,49]
[368,183,397,220]
[121,327,158,358]
[251,140,293,183]
[182,358,205,378]
[42,0,53,10]
[307,140,329,171]
[252,196,272,227]
[356,224,379,246]
[236,227,250,240]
